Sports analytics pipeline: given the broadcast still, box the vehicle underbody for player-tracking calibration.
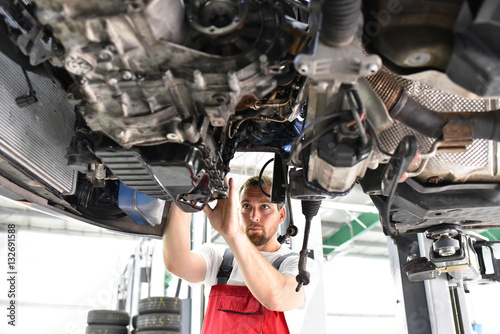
[1,0,500,281]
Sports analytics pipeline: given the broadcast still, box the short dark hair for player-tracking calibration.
[239,175,284,210]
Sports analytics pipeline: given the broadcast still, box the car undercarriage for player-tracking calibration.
[1,0,500,282]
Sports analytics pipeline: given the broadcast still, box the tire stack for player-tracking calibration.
[131,296,190,334]
[85,310,130,334]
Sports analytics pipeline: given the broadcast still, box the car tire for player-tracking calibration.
[85,325,128,334]
[138,297,182,314]
[132,314,138,328]
[136,313,181,331]
[87,310,130,326]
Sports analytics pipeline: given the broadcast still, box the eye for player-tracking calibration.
[242,203,251,210]
[261,204,270,210]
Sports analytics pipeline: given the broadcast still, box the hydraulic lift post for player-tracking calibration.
[387,233,473,334]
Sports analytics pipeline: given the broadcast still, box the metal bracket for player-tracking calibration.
[294,35,382,84]
[439,118,474,153]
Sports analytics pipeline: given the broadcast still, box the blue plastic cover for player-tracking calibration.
[118,183,166,225]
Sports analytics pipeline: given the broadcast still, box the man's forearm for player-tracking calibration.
[162,203,206,283]
[224,233,305,311]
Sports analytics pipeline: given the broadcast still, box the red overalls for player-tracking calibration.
[201,248,296,334]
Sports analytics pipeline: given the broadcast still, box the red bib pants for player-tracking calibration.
[202,284,290,334]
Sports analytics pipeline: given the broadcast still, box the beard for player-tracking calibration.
[247,231,273,247]
[246,223,279,247]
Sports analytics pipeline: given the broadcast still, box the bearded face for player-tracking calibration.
[239,185,285,251]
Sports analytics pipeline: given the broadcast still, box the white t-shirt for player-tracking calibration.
[192,243,318,334]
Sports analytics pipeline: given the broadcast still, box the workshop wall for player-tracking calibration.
[0,228,139,334]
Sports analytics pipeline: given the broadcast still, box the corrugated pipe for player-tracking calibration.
[366,71,500,142]
[321,0,362,46]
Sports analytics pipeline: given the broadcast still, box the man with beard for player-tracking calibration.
[162,175,317,334]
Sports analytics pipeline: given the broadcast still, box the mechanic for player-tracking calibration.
[162,175,317,334]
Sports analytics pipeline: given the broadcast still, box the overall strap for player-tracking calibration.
[272,252,298,271]
[217,247,234,285]
[217,249,298,285]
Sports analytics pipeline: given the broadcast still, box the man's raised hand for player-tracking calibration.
[202,178,243,239]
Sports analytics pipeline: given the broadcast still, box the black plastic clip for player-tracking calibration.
[15,68,38,108]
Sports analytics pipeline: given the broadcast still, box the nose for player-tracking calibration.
[250,209,260,222]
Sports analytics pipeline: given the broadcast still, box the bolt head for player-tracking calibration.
[122,71,133,80]
[433,235,460,257]
[166,133,179,141]
[438,246,457,257]
[212,119,225,127]
[298,63,309,74]
[98,52,110,60]
[367,63,380,75]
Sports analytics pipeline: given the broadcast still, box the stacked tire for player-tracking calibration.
[131,296,188,334]
[85,310,130,334]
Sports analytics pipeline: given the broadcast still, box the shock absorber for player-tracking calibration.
[296,199,322,292]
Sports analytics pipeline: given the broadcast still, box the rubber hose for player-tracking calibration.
[471,110,500,142]
[394,96,500,141]
[390,93,446,139]
[366,71,500,142]
[321,0,362,46]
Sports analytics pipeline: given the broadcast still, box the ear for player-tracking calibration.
[279,205,286,224]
